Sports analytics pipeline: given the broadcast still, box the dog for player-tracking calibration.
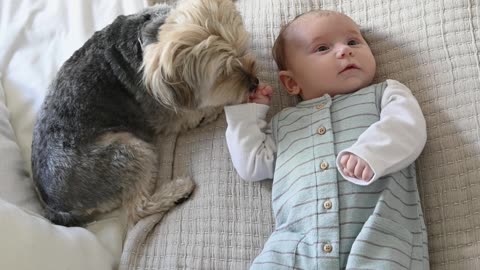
[31,0,257,227]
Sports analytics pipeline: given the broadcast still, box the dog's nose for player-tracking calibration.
[249,77,259,92]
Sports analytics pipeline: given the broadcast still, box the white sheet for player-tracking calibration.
[0,1,148,269]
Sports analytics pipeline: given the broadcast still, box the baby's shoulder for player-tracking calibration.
[271,106,298,124]
[362,80,389,92]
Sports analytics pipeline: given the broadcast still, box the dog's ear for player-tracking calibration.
[142,40,196,110]
[140,16,165,48]
[142,0,252,109]
[140,6,197,109]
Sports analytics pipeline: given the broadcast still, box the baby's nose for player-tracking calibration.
[336,46,353,58]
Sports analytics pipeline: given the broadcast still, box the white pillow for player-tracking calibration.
[0,73,41,213]
[0,198,116,270]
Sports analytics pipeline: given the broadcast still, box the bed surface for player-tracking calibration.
[1,0,479,270]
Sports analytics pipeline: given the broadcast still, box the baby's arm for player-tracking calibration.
[336,80,427,185]
[224,85,276,181]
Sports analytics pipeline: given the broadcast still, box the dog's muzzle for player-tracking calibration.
[248,77,260,92]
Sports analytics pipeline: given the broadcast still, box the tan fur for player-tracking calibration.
[142,0,256,110]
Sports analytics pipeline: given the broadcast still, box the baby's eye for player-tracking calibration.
[316,45,329,52]
[347,40,359,46]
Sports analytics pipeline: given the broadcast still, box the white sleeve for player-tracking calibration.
[336,79,427,185]
[224,103,276,182]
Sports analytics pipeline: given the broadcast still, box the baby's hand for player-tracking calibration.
[340,153,373,182]
[249,84,273,105]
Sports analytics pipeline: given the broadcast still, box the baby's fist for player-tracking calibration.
[249,84,273,105]
[340,153,373,182]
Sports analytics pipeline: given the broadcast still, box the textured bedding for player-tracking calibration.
[1,0,479,269]
[120,0,480,269]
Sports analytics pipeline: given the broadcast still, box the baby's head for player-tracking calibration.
[272,10,376,100]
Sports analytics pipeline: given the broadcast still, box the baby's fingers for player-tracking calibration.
[340,154,350,167]
[340,154,351,176]
[353,161,366,179]
[362,166,374,182]
[345,155,358,173]
[261,85,274,97]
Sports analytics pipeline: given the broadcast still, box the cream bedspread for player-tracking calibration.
[1,0,478,269]
[121,1,480,269]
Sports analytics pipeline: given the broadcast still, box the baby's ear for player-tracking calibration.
[279,70,301,96]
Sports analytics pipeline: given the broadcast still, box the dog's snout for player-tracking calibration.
[249,77,259,92]
[254,77,259,86]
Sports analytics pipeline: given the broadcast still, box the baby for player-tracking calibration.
[225,10,429,269]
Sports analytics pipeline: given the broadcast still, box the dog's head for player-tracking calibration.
[142,0,257,110]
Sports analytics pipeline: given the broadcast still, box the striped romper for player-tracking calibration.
[225,80,429,269]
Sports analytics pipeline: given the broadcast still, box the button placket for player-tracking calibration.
[310,98,337,263]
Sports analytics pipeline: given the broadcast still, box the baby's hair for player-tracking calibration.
[272,10,352,71]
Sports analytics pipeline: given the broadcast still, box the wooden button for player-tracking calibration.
[316,104,324,109]
[317,126,326,135]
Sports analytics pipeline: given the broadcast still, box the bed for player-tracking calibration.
[1,0,479,269]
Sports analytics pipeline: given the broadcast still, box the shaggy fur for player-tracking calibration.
[31,0,257,227]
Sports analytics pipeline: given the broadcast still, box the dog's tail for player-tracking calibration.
[43,205,85,227]
[32,184,86,227]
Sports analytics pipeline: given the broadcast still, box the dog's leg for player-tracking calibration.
[95,133,195,224]
[169,106,224,133]
[86,132,160,222]
[81,132,194,225]
[198,106,224,126]
[128,176,195,223]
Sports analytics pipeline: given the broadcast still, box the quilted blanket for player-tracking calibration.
[121,0,479,269]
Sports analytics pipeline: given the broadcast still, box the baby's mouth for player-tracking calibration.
[340,64,359,73]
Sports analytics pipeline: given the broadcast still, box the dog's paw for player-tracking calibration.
[172,177,195,204]
[130,177,196,223]
[198,106,223,127]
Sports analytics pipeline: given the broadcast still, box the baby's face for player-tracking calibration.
[283,13,376,100]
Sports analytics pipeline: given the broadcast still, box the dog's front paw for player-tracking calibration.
[198,106,223,127]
